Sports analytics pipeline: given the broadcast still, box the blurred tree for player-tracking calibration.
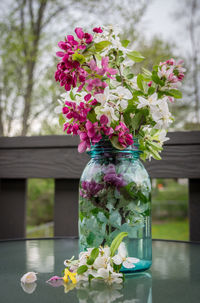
[0,0,68,136]
[173,0,200,128]
[0,0,149,136]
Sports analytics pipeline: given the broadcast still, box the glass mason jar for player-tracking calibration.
[79,138,152,272]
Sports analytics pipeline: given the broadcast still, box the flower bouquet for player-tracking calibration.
[55,25,185,160]
[54,25,185,272]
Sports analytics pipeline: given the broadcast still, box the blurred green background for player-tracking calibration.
[26,178,189,240]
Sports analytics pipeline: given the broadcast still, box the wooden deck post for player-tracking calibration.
[0,179,27,239]
[189,179,200,241]
[54,179,79,237]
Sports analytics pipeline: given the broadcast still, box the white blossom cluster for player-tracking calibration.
[64,242,139,285]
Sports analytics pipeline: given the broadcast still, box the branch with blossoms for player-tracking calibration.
[54,25,186,160]
[46,232,140,288]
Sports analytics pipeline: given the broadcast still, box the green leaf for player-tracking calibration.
[147,145,162,160]
[87,109,97,123]
[166,89,182,99]
[87,247,99,265]
[94,41,111,52]
[110,135,125,150]
[77,265,88,275]
[70,90,75,100]
[72,52,85,64]
[59,114,65,127]
[127,51,145,62]
[110,232,128,257]
[121,39,130,47]
[142,68,152,77]
[137,74,143,91]
[148,87,155,95]
[131,112,145,130]
[116,75,122,82]
[127,73,134,79]
[152,71,165,86]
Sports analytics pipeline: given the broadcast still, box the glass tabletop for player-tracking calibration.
[0,238,200,303]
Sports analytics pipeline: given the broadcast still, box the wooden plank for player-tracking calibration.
[0,135,79,148]
[0,131,200,149]
[0,179,26,239]
[0,144,200,178]
[54,179,79,237]
[189,179,200,241]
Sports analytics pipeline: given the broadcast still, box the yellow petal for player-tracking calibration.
[63,275,69,283]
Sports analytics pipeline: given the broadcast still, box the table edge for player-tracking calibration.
[0,237,200,245]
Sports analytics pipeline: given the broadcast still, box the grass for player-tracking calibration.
[152,219,189,241]
[26,219,189,241]
[27,223,54,238]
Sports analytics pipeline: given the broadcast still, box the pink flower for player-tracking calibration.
[93,27,103,33]
[148,81,152,87]
[86,120,102,142]
[75,27,93,49]
[84,94,92,102]
[88,57,117,79]
[158,58,186,87]
[110,122,133,148]
[86,78,107,93]
[75,27,85,39]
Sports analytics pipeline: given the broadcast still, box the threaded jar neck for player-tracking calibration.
[88,138,140,159]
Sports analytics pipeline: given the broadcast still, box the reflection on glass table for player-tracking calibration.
[0,238,200,303]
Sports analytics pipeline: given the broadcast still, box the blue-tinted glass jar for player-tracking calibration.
[79,138,152,272]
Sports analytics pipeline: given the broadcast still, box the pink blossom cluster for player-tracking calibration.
[63,96,95,136]
[110,122,134,148]
[55,26,134,153]
[78,116,114,153]
[158,58,185,86]
[55,28,93,91]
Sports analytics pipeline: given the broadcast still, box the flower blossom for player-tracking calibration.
[151,98,172,129]
[95,87,119,125]
[55,60,87,91]
[110,122,134,149]
[75,27,93,48]
[63,268,77,284]
[137,93,159,110]
[94,266,123,285]
[21,272,37,284]
[158,58,186,89]
[110,86,132,110]
[104,164,126,189]
[93,27,103,33]
[88,57,117,79]
[112,242,140,269]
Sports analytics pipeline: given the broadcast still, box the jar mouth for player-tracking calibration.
[87,138,141,157]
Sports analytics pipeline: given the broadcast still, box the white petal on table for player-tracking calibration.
[126,257,140,264]
[122,260,135,269]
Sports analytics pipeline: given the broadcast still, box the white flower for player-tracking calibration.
[137,93,159,109]
[158,129,169,143]
[152,98,172,129]
[95,86,110,105]
[112,242,140,269]
[110,86,132,110]
[95,105,119,125]
[21,272,37,284]
[95,266,123,285]
[95,87,119,125]
[93,247,111,269]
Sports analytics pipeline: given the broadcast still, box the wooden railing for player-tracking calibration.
[0,131,200,241]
